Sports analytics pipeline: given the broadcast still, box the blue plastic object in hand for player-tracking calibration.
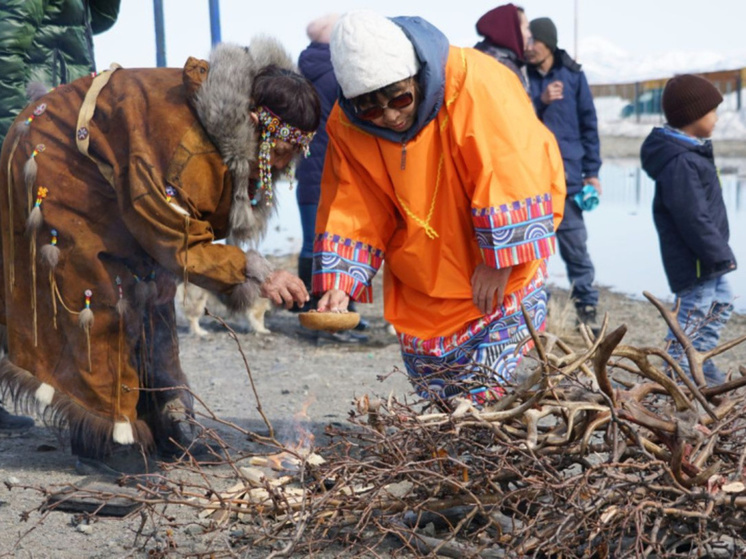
[573,184,600,211]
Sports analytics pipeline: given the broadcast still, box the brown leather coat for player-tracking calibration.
[0,40,291,454]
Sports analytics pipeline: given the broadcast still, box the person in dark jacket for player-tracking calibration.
[296,14,339,304]
[296,13,368,338]
[474,4,530,90]
[0,0,120,435]
[525,17,602,334]
[640,74,736,386]
[0,0,121,141]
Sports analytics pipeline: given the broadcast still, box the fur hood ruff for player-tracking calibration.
[192,38,297,244]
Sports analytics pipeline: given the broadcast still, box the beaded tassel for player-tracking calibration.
[78,289,94,372]
[257,130,276,205]
[23,144,45,212]
[134,271,157,309]
[112,276,134,444]
[115,275,130,318]
[5,134,23,290]
[40,228,61,329]
[27,187,48,347]
[183,216,190,287]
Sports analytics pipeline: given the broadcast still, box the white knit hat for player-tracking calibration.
[330,10,419,99]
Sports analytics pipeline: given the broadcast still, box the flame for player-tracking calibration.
[253,395,318,473]
[291,395,316,451]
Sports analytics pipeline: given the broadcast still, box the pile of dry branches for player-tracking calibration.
[13,292,746,558]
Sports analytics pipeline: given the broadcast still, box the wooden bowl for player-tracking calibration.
[298,311,360,332]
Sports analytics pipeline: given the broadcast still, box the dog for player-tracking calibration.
[175,282,272,337]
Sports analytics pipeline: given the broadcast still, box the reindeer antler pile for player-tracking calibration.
[265,291,746,557]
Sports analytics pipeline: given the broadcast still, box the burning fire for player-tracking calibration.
[249,396,319,472]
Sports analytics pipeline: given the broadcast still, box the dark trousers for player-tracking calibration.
[298,203,317,260]
[297,202,357,313]
[556,197,598,307]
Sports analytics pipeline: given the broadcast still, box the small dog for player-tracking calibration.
[175,282,272,336]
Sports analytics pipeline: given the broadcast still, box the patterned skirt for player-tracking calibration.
[398,267,547,401]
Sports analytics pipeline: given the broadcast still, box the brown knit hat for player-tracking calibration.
[662,74,723,128]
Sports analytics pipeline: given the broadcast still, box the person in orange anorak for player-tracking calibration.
[313,10,566,404]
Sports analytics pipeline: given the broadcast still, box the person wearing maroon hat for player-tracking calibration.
[474,4,530,89]
[640,74,736,386]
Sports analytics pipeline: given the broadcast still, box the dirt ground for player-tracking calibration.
[1,143,745,557]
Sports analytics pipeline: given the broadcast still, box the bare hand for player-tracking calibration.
[260,270,309,309]
[471,264,512,315]
[316,289,350,312]
[540,80,564,104]
[584,176,602,195]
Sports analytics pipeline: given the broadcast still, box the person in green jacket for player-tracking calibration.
[0,0,120,434]
[0,0,121,140]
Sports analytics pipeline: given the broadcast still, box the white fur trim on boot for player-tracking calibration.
[35,382,55,406]
[113,420,135,445]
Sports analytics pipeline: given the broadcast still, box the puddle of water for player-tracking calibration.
[547,161,745,313]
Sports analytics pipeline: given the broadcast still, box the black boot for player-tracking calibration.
[347,299,369,331]
[154,399,222,464]
[0,403,34,437]
[575,304,601,337]
[292,256,318,313]
[75,443,159,477]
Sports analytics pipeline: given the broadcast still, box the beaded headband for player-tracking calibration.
[255,106,315,205]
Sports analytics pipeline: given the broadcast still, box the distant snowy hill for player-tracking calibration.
[578,36,746,84]
[575,36,746,139]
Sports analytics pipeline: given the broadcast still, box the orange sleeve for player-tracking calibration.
[312,110,397,302]
[448,49,566,269]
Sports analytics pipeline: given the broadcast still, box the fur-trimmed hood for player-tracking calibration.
[191,38,297,243]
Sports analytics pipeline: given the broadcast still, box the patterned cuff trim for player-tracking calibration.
[473,194,556,268]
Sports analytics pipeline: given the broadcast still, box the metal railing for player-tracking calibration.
[591,68,745,121]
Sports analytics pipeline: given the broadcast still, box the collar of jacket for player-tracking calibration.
[191,39,296,244]
[662,124,710,146]
[530,48,582,75]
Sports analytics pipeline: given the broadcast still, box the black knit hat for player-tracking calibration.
[662,74,723,128]
[529,17,557,52]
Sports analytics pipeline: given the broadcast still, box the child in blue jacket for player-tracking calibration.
[640,74,736,386]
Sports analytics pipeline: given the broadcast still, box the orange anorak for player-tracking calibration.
[314,46,565,341]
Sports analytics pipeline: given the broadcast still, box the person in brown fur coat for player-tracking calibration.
[0,38,320,475]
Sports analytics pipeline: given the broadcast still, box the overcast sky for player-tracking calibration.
[94,0,746,77]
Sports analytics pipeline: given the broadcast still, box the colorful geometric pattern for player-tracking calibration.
[399,265,547,400]
[473,193,556,268]
[312,233,383,303]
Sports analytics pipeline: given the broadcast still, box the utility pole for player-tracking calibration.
[574,0,579,60]
[153,0,166,67]
[209,0,222,45]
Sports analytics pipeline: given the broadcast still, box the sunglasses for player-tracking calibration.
[356,91,415,121]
